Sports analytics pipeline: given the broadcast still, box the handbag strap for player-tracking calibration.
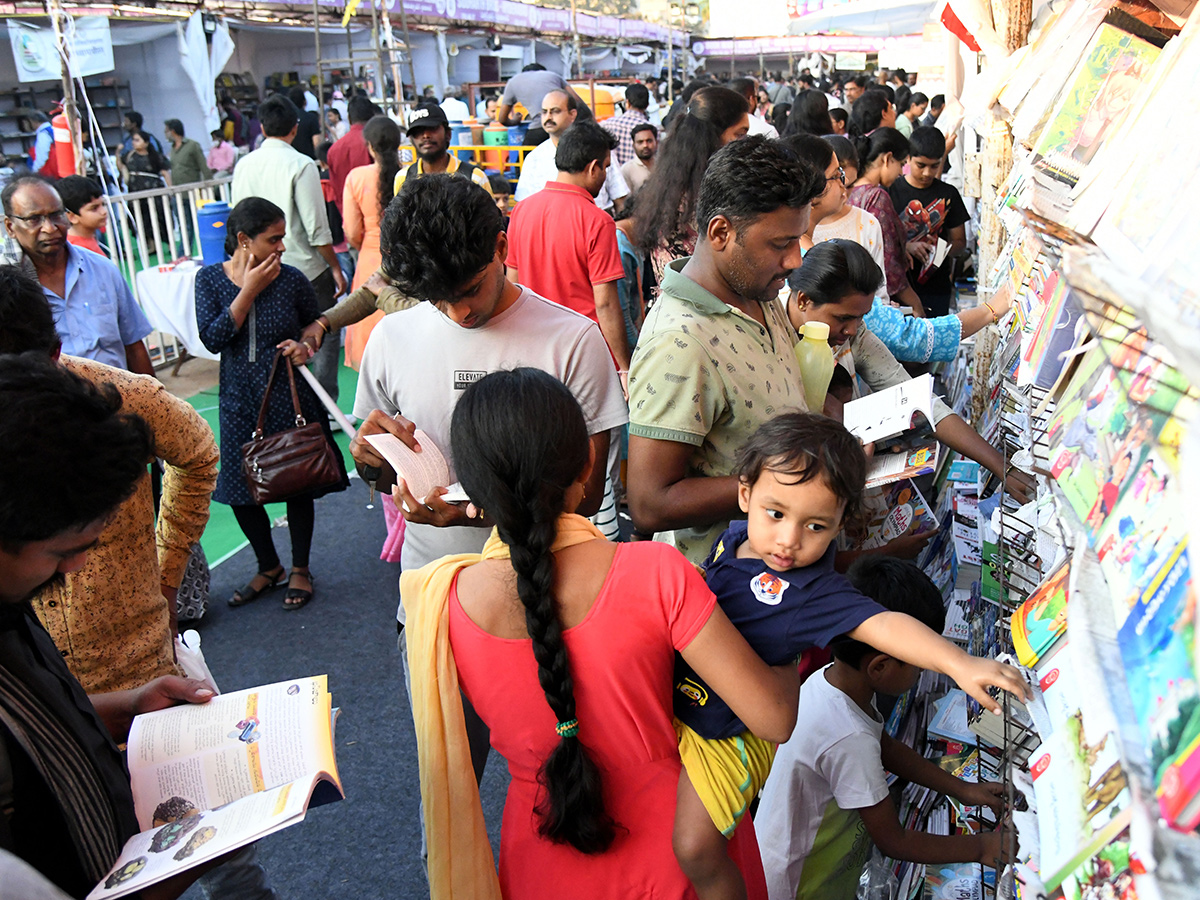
[252,350,307,439]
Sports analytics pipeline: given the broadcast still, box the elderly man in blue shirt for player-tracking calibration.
[2,174,154,376]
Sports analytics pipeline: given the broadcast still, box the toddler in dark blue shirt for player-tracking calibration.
[671,412,1028,900]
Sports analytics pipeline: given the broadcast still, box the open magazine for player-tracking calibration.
[89,676,343,900]
[844,374,937,446]
[865,441,942,489]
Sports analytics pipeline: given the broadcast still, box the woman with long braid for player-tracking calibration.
[401,368,798,900]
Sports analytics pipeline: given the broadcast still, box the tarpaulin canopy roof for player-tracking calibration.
[786,0,940,36]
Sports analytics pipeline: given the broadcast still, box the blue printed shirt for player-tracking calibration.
[864,297,962,364]
[43,244,153,370]
[673,521,885,739]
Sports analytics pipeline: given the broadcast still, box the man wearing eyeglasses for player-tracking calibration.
[2,174,154,376]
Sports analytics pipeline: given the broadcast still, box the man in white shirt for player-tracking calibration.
[349,173,626,797]
[231,94,347,400]
[439,86,472,122]
[730,76,779,139]
[515,90,629,212]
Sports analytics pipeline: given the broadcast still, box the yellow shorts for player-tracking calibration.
[675,719,777,837]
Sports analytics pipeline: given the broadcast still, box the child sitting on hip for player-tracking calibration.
[670,412,1026,900]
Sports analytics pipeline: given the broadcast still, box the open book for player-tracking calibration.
[89,676,343,899]
[865,441,942,489]
[843,373,936,446]
[364,429,470,508]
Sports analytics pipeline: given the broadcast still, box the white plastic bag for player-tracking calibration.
[856,850,898,900]
[174,629,220,694]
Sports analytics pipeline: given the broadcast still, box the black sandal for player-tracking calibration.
[283,569,315,611]
[229,566,286,607]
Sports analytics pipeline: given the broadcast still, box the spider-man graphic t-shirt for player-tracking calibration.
[888,178,969,317]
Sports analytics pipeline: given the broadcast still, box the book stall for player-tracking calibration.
[864,0,1200,897]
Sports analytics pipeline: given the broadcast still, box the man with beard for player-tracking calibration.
[515,90,629,213]
[620,122,657,197]
[0,353,219,899]
[393,105,493,195]
[624,136,826,564]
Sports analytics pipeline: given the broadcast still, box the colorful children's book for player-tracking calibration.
[1095,448,1185,629]
[90,677,343,899]
[1012,559,1071,667]
[1018,272,1084,390]
[1031,24,1161,187]
[1059,829,1137,900]
[1116,541,1200,829]
[858,479,937,551]
[865,442,942,489]
[1029,715,1132,891]
[1046,336,1184,541]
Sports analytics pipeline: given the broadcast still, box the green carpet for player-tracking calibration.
[186,353,361,567]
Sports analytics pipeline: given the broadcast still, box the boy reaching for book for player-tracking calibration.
[755,555,1007,900]
[670,413,1025,900]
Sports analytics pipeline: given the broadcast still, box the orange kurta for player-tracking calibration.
[341,163,386,369]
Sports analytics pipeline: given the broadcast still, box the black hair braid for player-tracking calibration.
[506,508,614,853]
[450,368,616,854]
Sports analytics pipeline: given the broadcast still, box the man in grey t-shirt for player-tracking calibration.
[349,175,626,856]
[497,63,592,142]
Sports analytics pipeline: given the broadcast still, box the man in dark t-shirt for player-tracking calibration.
[288,86,322,159]
[888,126,968,318]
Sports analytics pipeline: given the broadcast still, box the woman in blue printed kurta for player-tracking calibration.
[196,198,347,610]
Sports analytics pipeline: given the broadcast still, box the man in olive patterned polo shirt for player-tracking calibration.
[626,136,827,564]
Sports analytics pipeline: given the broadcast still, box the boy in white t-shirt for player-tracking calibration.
[756,557,1007,900]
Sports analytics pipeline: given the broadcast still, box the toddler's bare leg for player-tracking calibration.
[672,768,747,900]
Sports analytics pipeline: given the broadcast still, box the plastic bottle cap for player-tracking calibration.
[803,321,830,341]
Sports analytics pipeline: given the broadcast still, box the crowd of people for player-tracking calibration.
[0,62,1036,900]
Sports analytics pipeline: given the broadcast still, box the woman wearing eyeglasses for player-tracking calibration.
[783,134,1009,364]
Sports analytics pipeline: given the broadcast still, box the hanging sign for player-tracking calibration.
[8,17,114,84]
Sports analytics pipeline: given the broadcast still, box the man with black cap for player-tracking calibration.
[393,105,493,195]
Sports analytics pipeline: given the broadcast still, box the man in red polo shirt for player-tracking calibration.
[326,95,376,215]
[506,121,630,392]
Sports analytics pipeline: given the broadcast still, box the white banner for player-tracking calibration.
[8,17,114,84]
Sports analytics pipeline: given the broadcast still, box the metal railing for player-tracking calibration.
[107,175,232,369]
[115,147,532,370]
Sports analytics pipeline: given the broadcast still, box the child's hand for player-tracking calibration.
[881,529,935,560]
[957,781,1005,817]
[976,821,1017,867]
[947,654,1030,715]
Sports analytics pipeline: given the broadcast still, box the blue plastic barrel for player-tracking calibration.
[506,124,529,164]
[196,201,229,266]
[451,125,473,161]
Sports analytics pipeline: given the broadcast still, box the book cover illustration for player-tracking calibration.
[1019,271,1084,390]
[1031,24,1160,187]
[1029,714,1132,891]
[1095,448,1184,627]
[856,479,937,551]
[1047,337,1182,540]
[1114,541,1200,830]
[1059,828,1137,900]
[866,442,942,489]
[1012,559,1071,667]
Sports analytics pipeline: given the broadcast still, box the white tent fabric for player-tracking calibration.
[177,12,235,134]
[787,0,939,37]
[434,30,450,98]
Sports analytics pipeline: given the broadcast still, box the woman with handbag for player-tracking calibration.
[196,197,349,611]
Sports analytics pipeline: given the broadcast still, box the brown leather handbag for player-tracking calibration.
[241,350,342,504]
